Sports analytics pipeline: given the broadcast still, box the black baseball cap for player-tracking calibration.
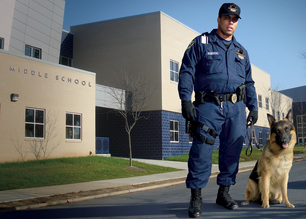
[218,3,241,19]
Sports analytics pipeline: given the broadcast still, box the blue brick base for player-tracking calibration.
[161,111,191,159]
[95,107,270,160]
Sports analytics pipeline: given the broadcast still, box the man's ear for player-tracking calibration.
[217,17,220,24]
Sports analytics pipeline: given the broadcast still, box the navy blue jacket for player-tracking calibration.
[178,29,258,111]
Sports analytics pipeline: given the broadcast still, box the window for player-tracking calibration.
[258,94,262,108]
[60,56,72,66]
[259,131,263,145]
[0,37,4,49]
[25,45,42,59]
[296,115,306,145]
[277,111,280,120]
[66,113,82,140]
[170,60,179,82]
[265,97,269,110]
[25,108,45,138]
[170,120,179,142]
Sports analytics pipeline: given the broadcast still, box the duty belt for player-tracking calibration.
[195,91,241,106]
[205,92,239,104]
[195,86,246,106]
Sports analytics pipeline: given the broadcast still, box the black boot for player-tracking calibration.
[188,188,202,218]
[216,185,238,210]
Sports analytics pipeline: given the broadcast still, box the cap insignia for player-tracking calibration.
[228,4,238,12]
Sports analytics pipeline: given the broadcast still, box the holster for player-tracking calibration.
[185,120,216,145]
[194,91,206,105]
[236,83,247,103]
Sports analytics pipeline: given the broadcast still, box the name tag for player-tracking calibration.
[206,52,220,55]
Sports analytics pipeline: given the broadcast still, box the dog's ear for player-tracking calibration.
[286,109,293,123]
[267,113,275,127]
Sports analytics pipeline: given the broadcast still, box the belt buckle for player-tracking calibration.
[231,94,237,104]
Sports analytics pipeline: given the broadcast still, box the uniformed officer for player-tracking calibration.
[178,3,258,218]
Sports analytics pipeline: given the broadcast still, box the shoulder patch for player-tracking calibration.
[186,40,195,50]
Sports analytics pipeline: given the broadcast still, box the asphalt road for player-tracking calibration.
[2,160,306,219]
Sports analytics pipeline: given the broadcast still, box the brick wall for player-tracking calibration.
[95,107,269,160]
[96,107,163,159]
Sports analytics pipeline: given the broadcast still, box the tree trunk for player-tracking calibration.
[128,131,133,167]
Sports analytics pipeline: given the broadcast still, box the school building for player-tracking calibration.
[70,11,292,159]
[0,0,292,162]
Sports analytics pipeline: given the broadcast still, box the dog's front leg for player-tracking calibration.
[260,172,270,208]
[282,174,295,208]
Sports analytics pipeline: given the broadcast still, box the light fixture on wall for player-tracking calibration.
[10,93,19,102]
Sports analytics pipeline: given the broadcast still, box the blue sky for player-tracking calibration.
[63,0,306,90]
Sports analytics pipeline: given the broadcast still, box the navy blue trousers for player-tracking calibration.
[186,100,246,189]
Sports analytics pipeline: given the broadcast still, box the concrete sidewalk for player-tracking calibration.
[1,154,305,210]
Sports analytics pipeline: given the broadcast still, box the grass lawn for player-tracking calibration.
[0,146,305,191]
[0,156,178,191]
[165,145,306,164]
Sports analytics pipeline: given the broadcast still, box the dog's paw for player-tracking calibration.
[286,203,295,208]
[262,203,270,208]
[241,201,250,205]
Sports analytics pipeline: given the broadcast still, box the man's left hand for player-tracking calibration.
[247,111,258,124]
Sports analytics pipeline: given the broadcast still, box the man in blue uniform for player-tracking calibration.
[178,3,258,218]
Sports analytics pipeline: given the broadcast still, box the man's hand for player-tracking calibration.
[247,111,258,124]
[181,101,196,121]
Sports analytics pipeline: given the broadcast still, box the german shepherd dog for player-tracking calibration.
[241,110,296,208]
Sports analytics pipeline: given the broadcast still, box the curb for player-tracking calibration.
[2,157,306,213]
[15,179,187,211]
[2,168,255,212]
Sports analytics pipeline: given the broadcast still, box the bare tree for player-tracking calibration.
[29,111,63,160]
[104,71,155,167]
[11,132,27,162]
[269,86,292,119]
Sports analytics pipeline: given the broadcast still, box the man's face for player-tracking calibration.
[217,14,239,40]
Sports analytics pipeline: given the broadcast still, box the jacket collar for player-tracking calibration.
[209,29,240,49]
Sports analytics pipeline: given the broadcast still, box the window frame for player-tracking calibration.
[296,115,306,145]
[265,97,269,110]
[259,131,263,145]
[25,44,42,59]
[258,94,262,108]
[0,37,4,50]
[25,108,45,139]
[60,56,72,66]
[66,112,82,140]
[170,120,179,142]
[170,60,179,83]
